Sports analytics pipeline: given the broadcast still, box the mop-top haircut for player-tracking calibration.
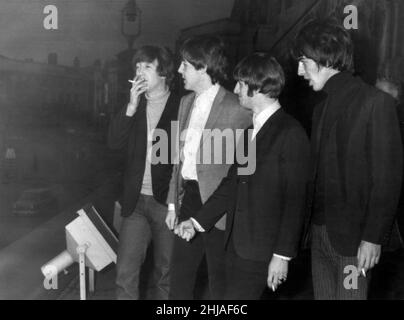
[179,35,228,84]
[292,18,354,72]
[132,45,175,86]
[233,52,285,99]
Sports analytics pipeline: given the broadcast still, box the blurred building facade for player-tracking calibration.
[0,53,118,129]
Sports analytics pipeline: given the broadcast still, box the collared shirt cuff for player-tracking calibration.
[168,203,175,211]
[190,218,205,232]
[273,254,291,261]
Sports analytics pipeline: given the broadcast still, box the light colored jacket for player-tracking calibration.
[167,86,251,230]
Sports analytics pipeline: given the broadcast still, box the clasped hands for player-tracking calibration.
[165,210,196,242]
[174,219,196,242]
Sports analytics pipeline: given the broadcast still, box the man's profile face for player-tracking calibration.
[234,81,253,110]
[135,59,165,93]
[178,59,203,92]
[297,56,329,91]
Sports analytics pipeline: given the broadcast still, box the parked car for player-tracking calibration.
[12,188,58,216]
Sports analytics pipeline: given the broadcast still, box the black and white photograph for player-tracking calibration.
[0,0,403,304]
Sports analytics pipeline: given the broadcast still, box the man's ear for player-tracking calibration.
[318,63,332,73]
[251,88,260,97]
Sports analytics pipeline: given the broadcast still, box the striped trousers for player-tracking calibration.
[311,224,370,300]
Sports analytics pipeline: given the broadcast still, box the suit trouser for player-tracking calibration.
[115,194,174,300]
[223,238,268,300]
[311,224,370,300]
[169,180,226,300]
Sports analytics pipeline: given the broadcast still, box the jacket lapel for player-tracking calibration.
[319,74,360,148]
[180,93,196,134]
[176,93,196,186]
[155,92,175,130]
[199,86,226,149]
[133,96,148,162]
[253,108,284,147]
[236,109,284,174]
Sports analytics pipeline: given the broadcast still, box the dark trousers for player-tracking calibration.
[311,224,370,300]
[169,181,226,300]
[116,194,174,300]
[224,238,268,300]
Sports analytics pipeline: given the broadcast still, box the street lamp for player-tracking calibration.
[121,0,142,49]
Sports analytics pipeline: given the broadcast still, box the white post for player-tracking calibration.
[77,244,89,300]
[89,268,95,293]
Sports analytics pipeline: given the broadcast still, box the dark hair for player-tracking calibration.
[180,35,228,84]
[291,18,354,72]
[233,53,285,99]
[132,45,175,86]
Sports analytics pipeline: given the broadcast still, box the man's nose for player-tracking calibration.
[178,63,183,74]
[234,83,240,94]
[137,65,145,76]
[297,62,305,76]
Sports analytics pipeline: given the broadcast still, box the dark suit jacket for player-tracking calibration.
[193,108,310,262]
[108,93,180,217]
[308,72,403,256]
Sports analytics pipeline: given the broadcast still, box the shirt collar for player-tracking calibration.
[253,100,281,129]
[195,83,220,103]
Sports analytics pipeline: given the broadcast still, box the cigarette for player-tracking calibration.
[128,78,146,84]
[361,269,366,277]
[272,285,275,292]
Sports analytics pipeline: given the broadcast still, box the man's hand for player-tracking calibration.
[174,219,196,242]
[267,256,288,292]
[165,209,178,230]
[357,240,381,275]
[126,75,148,116]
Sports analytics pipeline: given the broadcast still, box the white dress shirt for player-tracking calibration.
[181,84,220,180]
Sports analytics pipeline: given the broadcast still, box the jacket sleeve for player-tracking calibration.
[166,97,184,210]
[107,105,135,150]
[273,126,311,258]
[193,162,238,231]
[362,93,403,244]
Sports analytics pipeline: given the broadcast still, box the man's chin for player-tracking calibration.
[308,82,319,91]
[311,85,322,92]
